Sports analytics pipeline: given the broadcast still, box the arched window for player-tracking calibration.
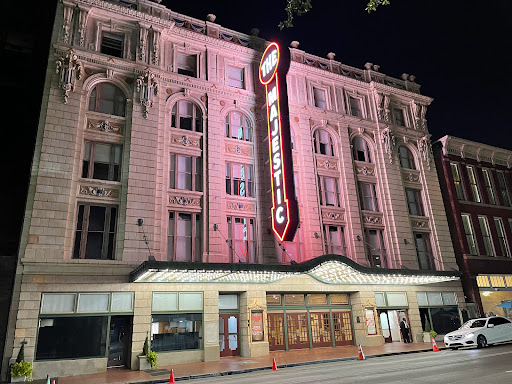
[88,83,126,117]
[352,136,372,163]
[225,111,252,141]
[313,129,335,156]
[171,100,202,132]
[398,146,415,170]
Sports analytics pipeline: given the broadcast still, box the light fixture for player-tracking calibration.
[357,235,362,241]
[213,224,218,231]
[404,239,409,245]
[314,232,320,239]
[137,218,144,226]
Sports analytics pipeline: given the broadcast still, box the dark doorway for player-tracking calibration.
[108,316,132,367]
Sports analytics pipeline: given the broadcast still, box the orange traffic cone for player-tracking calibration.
[432,337,439,352]
[358,344,366,360]
[272,357,278,371]
[51,380,56,384]
[169,368,175,383]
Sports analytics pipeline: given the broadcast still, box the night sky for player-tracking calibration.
[2,0,511,253]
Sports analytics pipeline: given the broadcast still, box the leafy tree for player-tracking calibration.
[279,0,390,29]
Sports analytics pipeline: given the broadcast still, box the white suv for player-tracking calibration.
[444,316,512,349]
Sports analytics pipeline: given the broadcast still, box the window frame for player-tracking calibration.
[405,188,424,216]
[171,100,203,132]
[348,96,363,118]
[353,137,372,163]
[177,52,198,78]
[398,146,416,170]
[494,217,511,257]
[358,181,379,212]
[100,32,125,58]
[466,165,482,203]
[312,86,327,109]
[318,176,342,207]
[226,216,256,263]
[496,171,511,207]
[73,204,118,260]
[414,231,435,270]
[323,225,346,255]
[167,211,202,262]
[169,153,202,192]
[478,215,495,256]
[364,228,387,268]
[224,111,252,141]
[482,169,496,205]
[82,141,122,182]
[88,82,127,117]
[392,107,406,126]
[225,162,254,198]
[227,66,245,89]
[313,129,335,156]
[461,214,478,256]
[450,162,466,201]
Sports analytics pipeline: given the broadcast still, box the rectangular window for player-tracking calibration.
[405,188,424,216]
[393,108,405,126]
[226,163,253,197]
[364,228,386,268]
[169,154,202,191]
[167,212,202,262]
[414,232,435,270]
[277,225,303,263]
[40,294,76,314]
[482,169,496,204]
[227,216,256,263]
[359,182,379,211]
[478,216,495,256]
[450,162,465,200]
[497,171,511,206]
[461,214,478,255]
[36,316,108,360]
[318,176,341,207]
[227,66,244,89]
[323,225,346,255]
[77,294,110,313]
[101,33,124,58]
[151,313,202,352]
[466,166,481,203]
[73,204,117,260]
[494,217,510,257]
[219,295,239,310]
[349,96,362,117]
[82,142,122,181]
[386,292,408,307]
[313,87,327,109]
[177,53,197,77]
[152,293,178,311]
[111,293,134,312]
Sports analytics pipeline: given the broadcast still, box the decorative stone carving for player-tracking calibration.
[136,70,158,119]
[169,196,201,206]
[364,215,383,225]
[152,29,160,65]
[88,120,120,133]
[61,4,74,44]
[322,211,345,221]
[317,159,338,171]
[139,26,148,62]
[172,135,200,147]
[55,50,83,104]
[77,8,89,47]
[412,102,428,131]
[226,144,250,156]
[381,127,396,164]
[412,219,429,229]
[226,201,256,212]
[356,166,375,176]
[106,69,115,79]
[418,135,432,170]
[404,172,420,182]
[79,185,119,198]
[377,93,390,121]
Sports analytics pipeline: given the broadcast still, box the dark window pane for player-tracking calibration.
[36,316,108,360]
[85,232,103,259]
[76,205,84,230]
[107,233,115,260]
[180,116,192,130]
[109,208,117,232]
[73,232,82,259]
[89,206,106,231]
[152,313,202,352]
[429,307,461,335]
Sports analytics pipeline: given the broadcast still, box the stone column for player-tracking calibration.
[239,290,268,357]
[203,290,219,361]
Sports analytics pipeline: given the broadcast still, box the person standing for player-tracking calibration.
[400,319,411,343]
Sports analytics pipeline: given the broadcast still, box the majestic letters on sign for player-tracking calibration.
[259,42,299,242]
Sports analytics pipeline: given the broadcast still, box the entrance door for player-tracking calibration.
[219,314,239,357]
[332,311,353,346]
[108,316,131,367]
[310,312,332,348]
[286,313,310,349]
[379,311,393,343]
[267,313,286,351]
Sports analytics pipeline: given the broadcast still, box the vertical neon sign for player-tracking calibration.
[259,42,299,242]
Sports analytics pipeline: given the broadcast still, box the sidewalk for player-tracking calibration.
[59,342,445,384]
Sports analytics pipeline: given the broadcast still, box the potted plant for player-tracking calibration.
[423,316,437,342]
[11,344,33,382]
[138,332,157,370]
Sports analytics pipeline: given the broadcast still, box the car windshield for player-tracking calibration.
[461,319,487,329]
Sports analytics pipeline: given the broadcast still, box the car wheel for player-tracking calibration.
[477,335,487,348]
[450,347,459,350]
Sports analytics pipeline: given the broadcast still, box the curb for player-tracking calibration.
[129,347,447,384]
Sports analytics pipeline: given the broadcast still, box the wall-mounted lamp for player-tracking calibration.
[404,239,409,245]
[137,218,144,226]
[213,224,218,231]
[356,235,362,241]
[314,232,320,239]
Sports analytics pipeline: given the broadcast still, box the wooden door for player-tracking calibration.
[219,314,239,357]
[286,313,310,349]
[267,313,286,351]
[332,311,353,346]
[310,312,332,348]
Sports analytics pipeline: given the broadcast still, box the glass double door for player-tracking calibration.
[219,314,239,357]
[286,313,310,349]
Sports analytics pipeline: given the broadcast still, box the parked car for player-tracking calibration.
[444,316,512,349]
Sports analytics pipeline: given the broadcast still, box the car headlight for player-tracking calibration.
[464,333,474,339]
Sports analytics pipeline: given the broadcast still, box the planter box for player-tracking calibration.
[11,375,26,382]
[423,332,433,343]
[138,355,151,371]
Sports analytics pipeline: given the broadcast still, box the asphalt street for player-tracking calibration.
[185,343,512,384]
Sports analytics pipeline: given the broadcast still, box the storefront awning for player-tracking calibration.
[130,255,460,285]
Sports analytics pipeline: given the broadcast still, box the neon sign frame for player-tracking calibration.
[259,42,299,242]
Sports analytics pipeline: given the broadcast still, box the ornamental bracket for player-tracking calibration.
[136,70,158,119]
[55,50,83,104]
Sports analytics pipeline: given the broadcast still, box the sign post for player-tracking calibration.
[259,42,299,242]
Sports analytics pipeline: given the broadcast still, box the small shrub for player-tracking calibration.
[146,351,157,368]
[141,333,149,356]
[430,330,437,339]
[16,345,25,363]
[11,360,33,378]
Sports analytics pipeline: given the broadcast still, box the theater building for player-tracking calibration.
[434,136,512,319]
[3,0,464,380]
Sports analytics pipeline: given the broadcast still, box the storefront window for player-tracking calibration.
[429,307,460,335]
[36,316,108,360]
[151,313,202,352]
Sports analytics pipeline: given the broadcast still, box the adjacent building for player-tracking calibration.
[434,136,512,319]
[3,0,465,380]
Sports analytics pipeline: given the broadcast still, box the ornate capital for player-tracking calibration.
[381,127,396,164]
[417,135,432,170]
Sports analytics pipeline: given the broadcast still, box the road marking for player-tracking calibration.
[506,370,512,373]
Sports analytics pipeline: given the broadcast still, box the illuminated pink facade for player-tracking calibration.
[3,0,465,380]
